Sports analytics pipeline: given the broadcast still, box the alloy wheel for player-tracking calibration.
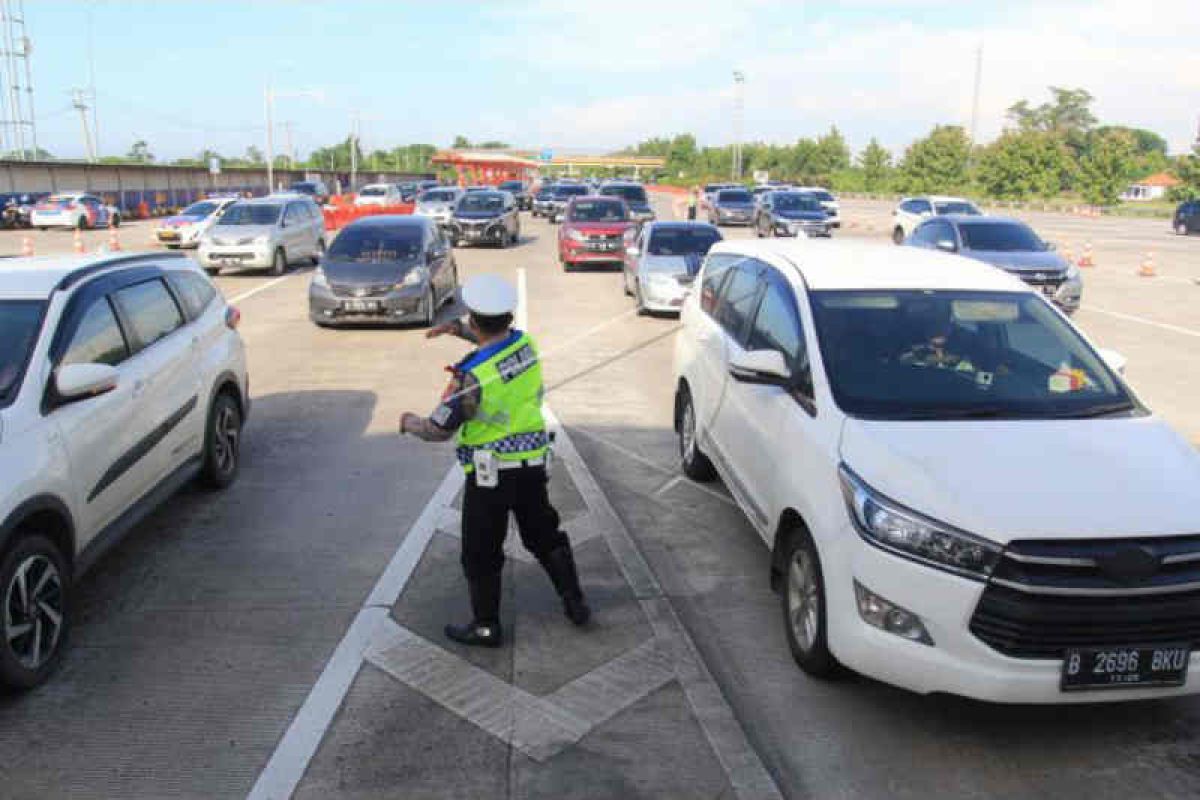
[213,404,240,475]
[680,398,697,461]
[4,554,64,671]
[786,550,820,652]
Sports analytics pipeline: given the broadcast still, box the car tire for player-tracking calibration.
[512,226,520,245]
[635,282,648,316]
[622,269,633,297]
[200,392,242,490]
[0,533,70,691]
[312,239,325,265]
[755,218,765,238]
[203,266,220,277]
[423,286,437,327]
[892,226,905,245]
[780,526,840,678]
[1177,222,1189,236]
[676,386,717,482]
[270,248,287,276]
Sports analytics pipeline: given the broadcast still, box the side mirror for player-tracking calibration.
[1097,348,1127,376]
[935,239,957,253]
[55,363,118,403]
[729,349,791,386]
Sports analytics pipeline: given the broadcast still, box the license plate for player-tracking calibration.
[1061,644,1190,691]
[158,232,179,241]
[343,300,380,313]
[218,257,242,265]
[587,242,616,252]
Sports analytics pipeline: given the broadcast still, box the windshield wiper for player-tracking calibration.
[1054,402,1136,419]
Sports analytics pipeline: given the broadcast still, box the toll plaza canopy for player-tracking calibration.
[431,150,542,186]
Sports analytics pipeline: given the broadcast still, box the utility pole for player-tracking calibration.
[0,0,36,159]
[71,87,95,162]
[969,43,983,145]
[283,120,295,169]
[732,70,745,181]
[86,3,98,157]
[349,113,359,191]
[264,84,275,191]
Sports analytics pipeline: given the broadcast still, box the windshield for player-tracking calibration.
[327,226,424,262]
[809,290,1133,420]
[934,200,980,215]
[600,185,647,204]
[459,194,504,212]
[181,201,218,217]
[0,300,44,405]
[569,200,627,222]
[959,221,1045,252]
[717,190,752,203]
[359,186,389,197]
[498,181,523,191]
[556,185,588,198]
[289,183,317,193]
[536,187,555,199]
[217,204,281,225]
[647,227,721,257]
[774,194,822,212]
[420,190,457,203]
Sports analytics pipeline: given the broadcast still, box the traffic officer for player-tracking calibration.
[399,274,590,648]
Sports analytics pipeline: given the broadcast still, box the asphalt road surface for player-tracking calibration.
[1,197,1198,799]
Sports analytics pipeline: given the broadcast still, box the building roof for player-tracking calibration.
[710,239,1031,293]
[1133,172,1180,188]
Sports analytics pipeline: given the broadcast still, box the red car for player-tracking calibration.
[557,196,635,271]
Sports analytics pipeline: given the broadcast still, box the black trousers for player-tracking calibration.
[461,465,569,583]
[687,205,697,220]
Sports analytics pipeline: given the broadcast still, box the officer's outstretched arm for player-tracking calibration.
[400,373,481,442]
[425,317,478,344]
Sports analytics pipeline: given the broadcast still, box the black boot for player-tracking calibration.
[445,573,503,647]
[541,545,591,626]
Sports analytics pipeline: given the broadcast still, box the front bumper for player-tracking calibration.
[157,226,202,247]
[449,220,508,246]
[198,243,274,269]
[415,209,454,227]
[826,522,1200,703]
[308,282,428,324]
[561,239,626,264]
[715,209,754,225]
[775,219,831,237]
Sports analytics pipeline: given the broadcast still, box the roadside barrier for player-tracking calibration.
[20,235,33,256]
[1137,252,1157,277]
[322,202,415,232]
[1078,242,1094,268]
[72,228,84,254]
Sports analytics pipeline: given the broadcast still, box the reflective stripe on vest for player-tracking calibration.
[457,332,547,471]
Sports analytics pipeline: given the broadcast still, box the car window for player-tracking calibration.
[700,253,740,314]
[715,261,763,343]
[569,200,627,222]
[922,220,954,246]
[0,300,45,404]
[748,270,813,399]
[959,221,1044,251]
[112,279,184,352]
[218,204,281,225]
[934,201,980,216]
[909,222,934,245]
[328,226,424,262]
[166,271,218,319]
[61,298,129,368]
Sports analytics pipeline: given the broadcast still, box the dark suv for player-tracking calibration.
[498,180,532,211]
[1174,201,1199,236]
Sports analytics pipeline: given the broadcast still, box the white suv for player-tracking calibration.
[891,195,981,244]
[673,238,1200,703]
[0,252,249,690]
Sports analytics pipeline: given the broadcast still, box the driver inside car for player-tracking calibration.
[897,302,978,373]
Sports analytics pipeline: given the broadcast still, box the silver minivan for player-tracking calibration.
[198,197,326,275]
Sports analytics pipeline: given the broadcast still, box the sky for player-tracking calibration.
[21,0,1200,163]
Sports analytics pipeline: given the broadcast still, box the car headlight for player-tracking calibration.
[312,268,329,288]
[400,267,429,287]
[253,235,270,245]
[839,465,1001,580]
[1066,263,1081,281]
[568,229,587,243]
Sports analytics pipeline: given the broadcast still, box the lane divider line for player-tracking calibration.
[226,268,312,305]
[1084,306,1200,339]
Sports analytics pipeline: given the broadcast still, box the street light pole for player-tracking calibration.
[264,85,274,192]
[732,70,745,181]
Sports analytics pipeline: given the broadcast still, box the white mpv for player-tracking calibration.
[0,252,249,690]
[672,239,1200,703]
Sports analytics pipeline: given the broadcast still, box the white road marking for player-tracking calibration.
[227,273,303,305]
[247,465,464,800]
[1084,306,1200,339]
[654,475,684,497]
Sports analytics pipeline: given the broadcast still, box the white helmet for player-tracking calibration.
[461,274,517,316]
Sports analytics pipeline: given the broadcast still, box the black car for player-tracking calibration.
[545,184,589,223]
[0,192,48,228]
[308,215,457,327]
[288,180,330,205]
[498,180,532,211]
[1174,201,1199,236]
[754,191,831,238]
[449,190,521,247]
[532,184,557,217]
[599,182,655,223]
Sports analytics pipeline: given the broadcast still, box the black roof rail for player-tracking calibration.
[54,251,188,292]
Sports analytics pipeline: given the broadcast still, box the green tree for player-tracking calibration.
[898,125,971,193]
[244,145,264,165]
[976,130,1071,199]
[451,135,470,149]
[307,137,363,171]
[126,140,153,163]
[1169,145,1200,201]
[857,138,893,192]
[1006,87,1097,136]
[475,140,509,149]
[811,126,850,178]
[1075,128,1136,205]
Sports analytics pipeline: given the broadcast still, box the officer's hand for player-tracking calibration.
[425,321,458,339]
[399,412,421,434]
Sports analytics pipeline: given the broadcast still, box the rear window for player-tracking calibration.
[959,222,1045,252]
[569,200,627,222]
[600,185,648,203]
[556,185,589,197]
[717,190,752,203]
[328,226,424,262]
[934,200,980,215]
[359,186,388,197]
[647,226,722,257]
[498,181,523,191]
[420,190,457,203]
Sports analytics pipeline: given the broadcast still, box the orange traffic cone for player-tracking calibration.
[1078,242,1094,267]
[72,228,84,254]
[1137,252,1157,277]
[108,221,121,251]
[20,235,33,256]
